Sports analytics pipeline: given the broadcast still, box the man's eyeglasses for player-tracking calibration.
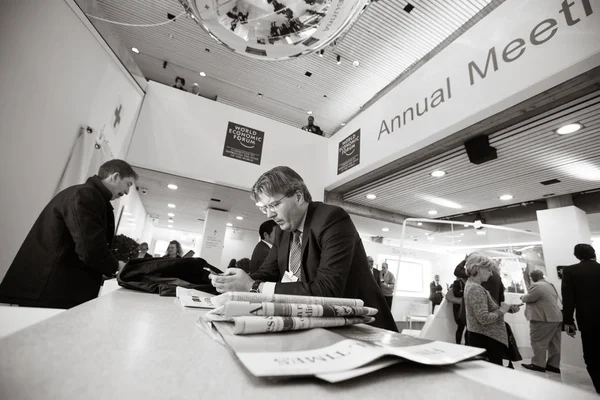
[257,194,287,214]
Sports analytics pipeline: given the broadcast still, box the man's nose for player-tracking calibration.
[124,187,130,195]
[266,208,277,219]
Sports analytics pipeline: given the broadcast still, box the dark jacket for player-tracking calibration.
[372,268,381,288]
[0,176,118,308]
[250,202,397,332]
[562,259,600,331]
[250,240,271,274]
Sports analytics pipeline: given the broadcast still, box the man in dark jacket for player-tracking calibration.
[210,166,397,331]
[249,220,277,274]
[0,159,138,309]
[563,243,600,393]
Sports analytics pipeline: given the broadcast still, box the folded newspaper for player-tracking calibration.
[207,322,485,381]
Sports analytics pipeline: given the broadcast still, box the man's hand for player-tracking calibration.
[210,268,254,293]
[564,324,577,338]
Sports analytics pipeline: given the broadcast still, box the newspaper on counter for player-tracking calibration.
[230,315,374,335]
[207,322,485,380]
[208,301,378,318]
[176,286,364,309]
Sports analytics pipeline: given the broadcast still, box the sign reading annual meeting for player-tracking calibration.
[338,129,361,175]
[222,122,265,165]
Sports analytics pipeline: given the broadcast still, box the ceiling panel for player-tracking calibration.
[344,91,600,218]
[93,0,497,136]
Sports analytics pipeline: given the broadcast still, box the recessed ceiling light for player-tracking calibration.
[463,224,470,228]
[307,110,313,115]
[366,194,377,200]
[381,227,390,232]
[499,194,513,201]
[236,216,243,220]
[556,123,582,135]
[167,184,178,190]
[427,236,435,241]
[168,225,173,228]
[476,230,487,235]
[431,170,446,178]
[255,202,262,207]
[167,213,175,217]
[131,47,139,54]
[199,71,206,77]
[428,210,438,215]
[352,60,360,67]
[460,233,464,236]
[341,123,346,126]
[226,223,233,227]
[168,203,176,208]
[417,222,423,226]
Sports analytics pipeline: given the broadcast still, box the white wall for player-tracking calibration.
[127,81,329,199]
[219,228,261,270]
[0,0,144,280]
[327,0,600,189]
[115,186,150,243]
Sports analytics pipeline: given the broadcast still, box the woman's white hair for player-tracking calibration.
[465,253,496,277]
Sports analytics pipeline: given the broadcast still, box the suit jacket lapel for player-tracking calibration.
[300,202,316,277]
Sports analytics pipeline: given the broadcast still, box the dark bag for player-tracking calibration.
[504,322,522,362]
[117,257,222,296]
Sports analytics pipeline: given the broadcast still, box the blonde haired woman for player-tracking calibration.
[464,253,519,365]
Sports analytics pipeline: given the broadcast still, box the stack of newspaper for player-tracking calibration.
[176,287,378,335]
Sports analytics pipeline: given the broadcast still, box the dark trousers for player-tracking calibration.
[384,296,393,309]
[581,328,600,393]
[467,331,507,366]
[453,304,466,344]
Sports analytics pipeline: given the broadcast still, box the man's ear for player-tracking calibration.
[109,172,120,182]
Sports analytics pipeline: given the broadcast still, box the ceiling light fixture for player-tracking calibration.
[352,60,360,67]
[460,233,464,236]
[307,110,313,115]
[499,194,513,201]
[236,216,243,220]
[131,47,140,54]
[226,223,233,227]
[199,71,206,77]
[336,55,341,65]
[381,227,390,232]
[431,170,446,178]
[167,184,178,190]
[167,203,176,208]
[428,210,438,215]
[427,236,435,241]
[417,222,423,226]
[167,213,175,217]
[463,224,470,228]
[341,123,346,126]
[556,123,582,135]
[366,193,377,200]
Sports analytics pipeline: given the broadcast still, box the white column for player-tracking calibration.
[199,209,229,269]
[536,205,592,370]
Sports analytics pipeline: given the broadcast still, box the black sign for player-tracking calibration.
[222,122,264,165]
[337,129,361,175]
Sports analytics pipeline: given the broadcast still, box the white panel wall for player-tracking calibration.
[127,81,328,200]
[219,228,260,270]
[0,0,144,280]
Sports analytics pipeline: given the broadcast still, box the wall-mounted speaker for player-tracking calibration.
[464,135,497,165]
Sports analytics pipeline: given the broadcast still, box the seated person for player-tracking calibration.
[209,166,396,331]
[163,240,183,258]
[250,220,278,274]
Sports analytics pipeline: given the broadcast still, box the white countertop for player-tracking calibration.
[0,289,595,400]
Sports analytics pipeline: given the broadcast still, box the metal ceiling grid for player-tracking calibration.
[344,92,600,218]
[95,0,493,136]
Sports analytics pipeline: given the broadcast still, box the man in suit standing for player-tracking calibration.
[563,243,600,393]
[429,274,443,314]
[209,166,396,331]
[0,159,138,309]
[520,270,563,373]
[380,263,395,309]
[368,256,381,288]
[249,220,278,274]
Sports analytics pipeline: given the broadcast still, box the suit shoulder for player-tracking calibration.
[311,202,350,220]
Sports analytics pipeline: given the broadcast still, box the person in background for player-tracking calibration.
[520,270,563,373]
[368,256,381,288]
[451,265,467,344]
[164,240,183,259]
[463,253,520,365]
[301,116,324,136]
[173,76,186,91]
[0,160,138,309]
[137,242,152,259]
[429,274,443,314]
[249,220,278,274]
[209,166,396,331]
[191,83,201,96]
[562,243,600,393]
[227,259,237,268]
[380,262,395,309]
[236,258,251,274]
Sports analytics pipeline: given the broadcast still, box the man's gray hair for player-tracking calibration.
[251,166,312,203]
[530,269,544,282]
[465,253,496,277]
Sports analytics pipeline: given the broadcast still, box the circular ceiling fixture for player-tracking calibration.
[365,193,376,200]
[556,123,582,135]
[428,210,438,215]
[381,227,390,232]
[167,184,178,190]
[430,170,446,178]
[178,0,372,60]
[499,194,513,201]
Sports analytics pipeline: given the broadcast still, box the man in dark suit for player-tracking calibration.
[563,243,600,393]
[0,160,138,309]
[249,220,277,274]
[210,166,396,331]
[368,256,381,288]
